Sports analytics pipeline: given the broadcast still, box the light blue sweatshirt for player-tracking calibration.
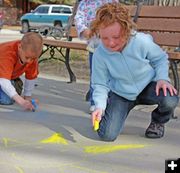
[92,32,170,110]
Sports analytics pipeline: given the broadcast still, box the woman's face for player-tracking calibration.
[99,22,126,52]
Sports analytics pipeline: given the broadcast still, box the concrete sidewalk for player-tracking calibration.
[0,76,180,173]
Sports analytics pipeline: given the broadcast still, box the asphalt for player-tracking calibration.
[0,75,180,173]
[0,28,180,173]
[0,28,23,43]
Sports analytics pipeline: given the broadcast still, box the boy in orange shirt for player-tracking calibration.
[0,32,43,111]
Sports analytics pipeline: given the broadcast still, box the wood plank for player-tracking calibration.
[139,6,180,18]
[128,5,180,18]
[168,52,180,60]
[43,39,87,50]
[137,18,180,32]
[142,31,180,47]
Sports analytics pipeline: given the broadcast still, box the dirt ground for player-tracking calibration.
[39,53,90,81]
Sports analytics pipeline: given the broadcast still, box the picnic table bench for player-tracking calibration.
[39,4,180,92]
[128,5,180,92]
[39,26,87,83]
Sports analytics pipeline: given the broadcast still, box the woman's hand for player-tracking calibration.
[156,80,178,96]
[91,108,103,127]
[82,29,92,39]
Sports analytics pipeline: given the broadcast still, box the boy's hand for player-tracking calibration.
[21,99,34,111]
[13,94,37,111]
[24,96,39,104]
[24,96,32,101]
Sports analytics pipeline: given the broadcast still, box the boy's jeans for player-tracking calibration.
[98,82,179,141]
[0,86,14,105]
[0,78,23,105]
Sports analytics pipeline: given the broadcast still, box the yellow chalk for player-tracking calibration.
[94,120,99,131]
[40,133,68,145]
[84,144,147,154]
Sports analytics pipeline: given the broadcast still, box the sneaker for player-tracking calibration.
[145,121,164,138]
[85,90,90,102]
[89,105,95,113]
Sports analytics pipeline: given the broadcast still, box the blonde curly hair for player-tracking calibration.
[90,2,136,41]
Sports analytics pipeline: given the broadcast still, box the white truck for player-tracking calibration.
[20,4,73,33]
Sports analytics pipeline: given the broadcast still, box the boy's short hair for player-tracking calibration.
[21,32,43,56]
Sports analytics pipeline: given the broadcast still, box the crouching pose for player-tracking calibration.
[0,32,43,111]
[91,3,179,141]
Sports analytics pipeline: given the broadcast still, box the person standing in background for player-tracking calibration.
[74,0,119,113]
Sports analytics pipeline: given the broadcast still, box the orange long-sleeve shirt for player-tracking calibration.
[0,40,39,80]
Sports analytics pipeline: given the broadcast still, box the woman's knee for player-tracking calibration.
[161,94,179,110]
[98,131,118,141]
[97,125,122,141]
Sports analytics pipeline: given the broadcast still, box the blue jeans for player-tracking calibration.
[97,82,179,141]
[0,81,15,105]
[89,52,95,106]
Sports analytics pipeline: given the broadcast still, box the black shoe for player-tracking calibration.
[145,121,164,138]
[13,77,23,95]
[85,90,90,102]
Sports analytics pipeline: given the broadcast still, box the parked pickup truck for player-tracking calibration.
[20,4,73,33]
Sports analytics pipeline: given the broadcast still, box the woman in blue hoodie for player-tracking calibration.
[90,3,179,141]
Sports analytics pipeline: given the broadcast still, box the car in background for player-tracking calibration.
[0,12,3,30]
[20,4,73,33]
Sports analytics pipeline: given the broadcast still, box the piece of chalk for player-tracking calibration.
[94,120,99,131]
[31,99,37,112]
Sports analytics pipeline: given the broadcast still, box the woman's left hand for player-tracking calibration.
[156,80,178,96]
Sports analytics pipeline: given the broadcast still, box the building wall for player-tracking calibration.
[0,7,18,25]
[0,0,30,25]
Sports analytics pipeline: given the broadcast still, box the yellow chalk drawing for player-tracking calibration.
[2,138,8,147]
[40,133,68,145]
[15,166,24,173]
[84,144,147,154]
[2,138,24,148]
